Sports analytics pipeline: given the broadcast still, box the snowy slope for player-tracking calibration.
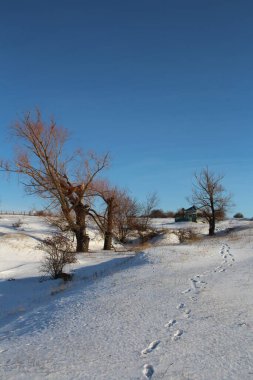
[0,216,253,379]
[0,215,134,327]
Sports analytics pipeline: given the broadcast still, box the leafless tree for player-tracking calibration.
[189,167,232,235]
[91,180,141,248]
[113,192,139,243]
[138,192,158,229]
[90,179,119,250]
[0,110,109,252]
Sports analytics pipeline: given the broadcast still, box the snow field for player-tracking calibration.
[0,216,252,379]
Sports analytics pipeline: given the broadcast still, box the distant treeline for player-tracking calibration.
[149,209,176,218]
[0,210,52,216]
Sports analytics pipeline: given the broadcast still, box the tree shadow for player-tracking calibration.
[0,251,148,334]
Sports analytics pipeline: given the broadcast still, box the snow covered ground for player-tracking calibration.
[0,215,253,379]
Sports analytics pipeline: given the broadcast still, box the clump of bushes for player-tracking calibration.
[12,219,23,229]
[233,212,244,218]
[149,209,175,218]
[38,234,76,280]
[33,209,53,217]
[177,229,199,243]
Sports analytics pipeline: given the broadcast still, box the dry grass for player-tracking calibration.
[177,229,201,244]
[127,240,153,252]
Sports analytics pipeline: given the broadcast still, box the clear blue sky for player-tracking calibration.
[0,0,252,216]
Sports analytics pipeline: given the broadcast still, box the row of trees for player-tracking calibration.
[0,110,232,250]
[0,110,158,252]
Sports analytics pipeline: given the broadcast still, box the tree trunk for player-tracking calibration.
[75,229,90,252]
[103,231,113,250]
[74,203,89,252]
[208,200,216,236]
[209,216,215,236]
[103,198,114,250]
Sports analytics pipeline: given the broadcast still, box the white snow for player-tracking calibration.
[0,215,253,379]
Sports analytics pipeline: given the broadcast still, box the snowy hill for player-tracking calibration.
[0,215,253,379]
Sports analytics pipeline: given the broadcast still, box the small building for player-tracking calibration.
[175,206,198,223]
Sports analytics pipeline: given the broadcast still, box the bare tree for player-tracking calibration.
[113,192,139,243]
[189,167,232,235]
[90,180,141,248]
[0,110,109,252]
[138,192,158,230]
[90,179,119,250]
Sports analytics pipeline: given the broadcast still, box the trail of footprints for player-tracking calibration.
[141,241,235,379]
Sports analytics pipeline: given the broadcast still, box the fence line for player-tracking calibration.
[0,211,33,216]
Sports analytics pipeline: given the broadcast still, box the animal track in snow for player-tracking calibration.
[219,243,235,267]
[165,319,176,328]
[143,364,154,379]
[141,340,160,355]
[176,303,185,310]
[196,280,206,285]
[183,309,191,318]
[189,278,199,292]
[181,288,191,294]
[172,329,184,341]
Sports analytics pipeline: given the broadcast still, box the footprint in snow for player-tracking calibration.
[190,279,199,292]
[184,309,191,318]
[165,319,177,328]
[181,288,191,294]
[219,268,225,272]
[143,364,154,379]
[172,329,184,341]
[197,280,206,285]
[176,303,185,310]
[141,340,160,355]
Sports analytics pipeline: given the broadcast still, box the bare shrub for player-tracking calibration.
[149,209,163,218]
[12,219,23,229]
[177,229,200,244]
[39,234,76,279]
[33,209,53,217]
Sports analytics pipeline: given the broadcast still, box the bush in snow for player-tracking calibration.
[177,229,199,243]
[233,212,244,218]
[39,234,76,280]
[12,219,23,229]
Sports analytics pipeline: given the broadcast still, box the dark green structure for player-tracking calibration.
[175,206,197,223]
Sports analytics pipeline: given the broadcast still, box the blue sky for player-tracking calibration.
[0,0,252,216]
